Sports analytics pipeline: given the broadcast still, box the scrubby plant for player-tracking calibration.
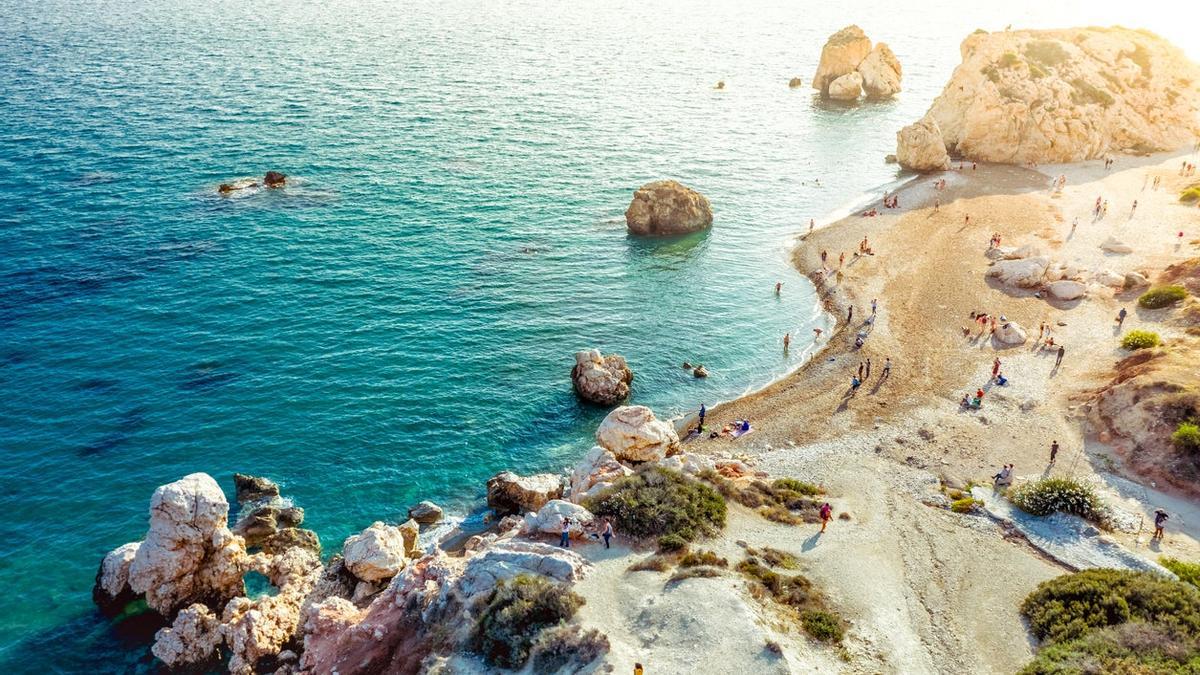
[737,559,847,643]
[772,477,823,496]
[627,555,673,573]
[668,566,723,583]
[656,534,689,554]
[800,610,845,643]
[1181,183,1200,203]
[529,624,610,672]
[1139,285,1189,309]
[698,470,823,525]
[585,466,725,543]
[1173,422,1200,453]
[745,546,800,570]
[1019,622,1200,674]
[1162,557,1200,590]
[1008,478,1107,526]
[1070,78,1115,107]
[1024,40,1069,67]
[1121,329,1162,350]
[950,497,983,514]
[999,51,1021,68]
[679,550,728,568]
[471,575,585,668]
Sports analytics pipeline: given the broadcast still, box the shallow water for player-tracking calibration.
[0,0,1194,667]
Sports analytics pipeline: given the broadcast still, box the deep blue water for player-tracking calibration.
[1,0,1193,669]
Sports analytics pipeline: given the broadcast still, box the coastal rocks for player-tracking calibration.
[693,365,709,378]
[1124,271,1150,289]
[986,256,1050,288]
[486,471,564,516]
[595,405,680,463]
[1092,269,1126,287]
[233,473,280,504]
[1048,279,1088,301]
[788,77,803,88]
[858,43,903,98]
[407,500,444,525]
[127,473,248,616]
[263,171,287,188]
[827,71,864,100]
[524,500,595,538]
[92,542,141,615]
[230,474,320,556]
[812,25,873,95]
[342,522,410,581]
[994,321,1029,345]
[458,541,591,599]
[625,180,713,236]
[568,445,633,502]
[1102,236,1134,254]
[902,27,1200,165]
[659,452,716,476]
[896,115,952,172]
[152,604,223,667]
[571,349,633,406]
[218,172,287,194]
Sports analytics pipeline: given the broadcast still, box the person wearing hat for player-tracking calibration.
[1153,509,1169,541]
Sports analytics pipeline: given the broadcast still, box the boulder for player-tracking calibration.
[263,171,287,188]
[568,445,633,502]
[218,178,257,194]
[994,321,1028,345]
[858,43,902,99]
[657,452,715,476]
[571,349,633,406]
[1102,236,1134,254]
[524,500,595,537]
[92,542,141,616]
[896,115,951,172]
[398,518,421,558]
[458,541,591,599]
[788,77,803,88]
[233,473,280,504]
[812,25,873,95]
[486,471,564,516]
[127,473,248,616]
[1047,279,1088,301]
[625,180,713,236]
[986,256,1050,288]
[1124,271,1150,289]
[1005,244,1042,260]
[693,365,709,378]
[1092,269,1126,287]
[152,604,223,667]
[259,527,321,556]
[595,405,680,463]
[827,71,863,100]
[342,522,408,582]
[407,500,443,525]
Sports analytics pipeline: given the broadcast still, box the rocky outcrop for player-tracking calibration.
[523,500,595,537]
[92,542,141,616]
[987,257,1051,288]
[859,43,902,98]
[896,115,952,172]
[1102,236,1134,254]
[568,445,633,501]
[812,25,873,95]
[486,471,564,515]
[263,171,287,188]
[1048,279,1088,301]
[408,501,443,525]
[625,180,713,236]
[230,474,320,557]
[233,473,280,504]
[459,541,591,599]
[152,603,223,667]
[571,349,633,406]
[595,405,680,462]
[994,321,1029,345]
[342,522,411,582]
[901,27,1200,165]
[788,77,803,88]
[827,71,863,100]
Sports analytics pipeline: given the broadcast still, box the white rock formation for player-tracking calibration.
[896,115,952,172]
[657,452,716,476]
[987,257,1051,288]
[93,541,140,612]
[407,500,443,525]
[1047,279,1088,301]
[812,25,873,95]
[859,43,902,98]
[595,405,680,463]
[1102,236,1134,254]
[827,71,863,100]
[458,541,591,599]
[524,500,595,537]
[486,471,564,515]
[903,27,1200,164]
[625,180,713,236]
[994,321,1029,345]
[342,522,409,582]
[568,445,633,502]
[571,349,633,406]
[152,604,223,667]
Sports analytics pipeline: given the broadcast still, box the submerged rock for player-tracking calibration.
[407,500,444,525]
[595,405,680,463]
[571,349,633,406]
[486,471,564,516]
[263,171,287,188]
[625,180,713,236]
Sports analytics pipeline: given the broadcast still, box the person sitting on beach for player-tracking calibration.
[740,419,750,433]
[996,373,1008,386]
[961,393,971,407]
[854,336,864,348]
[993,464,1013,486]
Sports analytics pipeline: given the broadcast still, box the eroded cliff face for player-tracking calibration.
[899,27,1200,167]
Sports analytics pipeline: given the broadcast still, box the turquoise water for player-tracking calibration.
[1,0,1194,669]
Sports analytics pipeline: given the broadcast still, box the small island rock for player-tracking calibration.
[625,180,713,236]
[407,501,444,525]
[812,25,873,96]
[486,471,564,516]
[827,71,863,100]
[571,349,633,406]
[858,43,902,98]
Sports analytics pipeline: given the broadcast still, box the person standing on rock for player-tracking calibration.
[560,516,571,548]
[1055,345,1065,367]
[1117,307,1128,327]
[1050,440,1059,463]
[1154,509,1169,541]
[819,502,833,533]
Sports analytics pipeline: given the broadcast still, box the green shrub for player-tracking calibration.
[1020,569,1200,644]
[1009,478,1107,525]
[1025,40,1069,67]
[679,550,728,568]
[1139,285,1189,309]
[745,546,800,570]
[529,624,609,673]
[1162,557,1200,590]
[800,610,845,643]
[1070,78,1115,107]
[1181,184,1200,203]
[1174,423,1200,453]
[950,497,982,513]
[586,466,725,543]
[773,478,823,496]
[471,575,585,668]
[627,555,673,573]
[656,533,688,554]
[668,566,723,583]
[699,470,821,525]
[999,51,1021,68]
[1019,622,1200,674]
[1121,329,1162,350]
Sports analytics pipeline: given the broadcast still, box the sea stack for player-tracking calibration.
[812,26,902,100]
[895,27,1200,167]
[571,349,633,406]
[625,180,713,236]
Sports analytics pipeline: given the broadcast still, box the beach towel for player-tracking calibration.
[732,426,753,439]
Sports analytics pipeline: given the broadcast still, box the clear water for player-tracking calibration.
[0,0,1193,668]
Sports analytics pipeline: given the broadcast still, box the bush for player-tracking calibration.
[1019,622,1200,674]
[772,478,823,496]
[1070,78,1115,107]
[1009,478,1107,525]
[586,466,725,543]
[1020,569,1200,644]
[950,497,982,513]
[737,558,846,642]
[679,550,728,568]
[1173,423,1200,452]
[1122,329,1162,350]
[627,555,673,573]
[1025,40,1069,67]
[800,610,845,643]
[999,51,1021,68]
[699,470,822,525]
[745,546,800,570]
[1181,184,1200,203]
[656,534,688,554]
[1139,285,1189,309]
[471,575,585,668]
[668,566,723,583]
[530,624,610,673]
[1162,557,1200,590]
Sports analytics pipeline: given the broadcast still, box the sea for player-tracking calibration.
[1,0,1195,670]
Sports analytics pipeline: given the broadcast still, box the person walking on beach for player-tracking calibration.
[1153,509,1169,541]
[1050,440,1059,463]
[1071,217,1078,235]
[882,357,891,378]
[698,403,706,431]
[560,516,571,548]
[602,520,613,549]
[839,252,845,267]
[934,198,940,212]
[964,213,971,226]
[847,305,854,323]
[992,358,1001,379]
[871,298,878,316]
[1131,200,1138,217]
[1055,345,1065,367]
[813,327,823,340]
[1117,307,1127,327]
[865,358,872,379]
[821,250,828,264]
[850,376,861,395]
[809,218,815,233]
[819,502,833,533]
[857,362,864,379]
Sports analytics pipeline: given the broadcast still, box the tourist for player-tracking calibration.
[635,663,644,675]
[961,393,971,407]
[1050,440,1059,463]
[850,375,861,395]
[1117,307,1127,327]
[934,198,939,212]
[854,335,864,348]
[871,298,878,316]
[560,517,571,548]
[1131,199,1137,216]
[783,333,790,350]
[775,281,782,295]
[992,358,1001,379]
[847,305,854,323]
[1055,345,1065,367]
[857,362,864,379]
[839,252,845,267]
[995,372,1008,386]
[698,403,706,431]
[865,358,872,379]
[965,213,970,225]
[602,520,614,549]
[1154,509,1169,540]
[1071,217,1078,234]
[993,464,1013,486]
[810,218,815,233]
[882,357,891,378]
[821,250,828,263]
[819,502,833,533]
[976,388,985,402]
[813,327,823,339]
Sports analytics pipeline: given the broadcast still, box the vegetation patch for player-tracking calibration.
[737,559,847,643]
[529,624,609,672]
[1174,422,1200,453]
[668,566,723,583]
[950,497,983,514]
[1008,478,1108,526]
[1181,183,1200,203]
[1139,285,1189,309]
[1070,78,1115,107]
[471,575,586,669]
[1024,40,1069,67]
[679,550,728,568]
[1121,329,1162,350]
[800,610,846,643]
[627,555,673,573]
[1162,557,1200,590]
[586,466,725,543]
[1018,569,1200,673]
[698,470,824,525]
[744,545,800,570]
[999,51,1021,68]
[656,534,688,554]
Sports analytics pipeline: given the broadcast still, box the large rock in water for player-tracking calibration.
[625,180,713,236]
[93,542,141,616]
[812,25,873,95]
[827,71,863,100]
[859,43,902,98]
[595,405,680,463]
[896,115,951,172]
[571,349,633,406]
[342,522,410,582]
[905,27,1200,164]
[486,471,564,515]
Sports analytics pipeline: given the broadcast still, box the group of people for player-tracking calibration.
[881,193,900,209]
[961,387,985,409]
[1103,157,1116,170]
[858,236,874,255]
[557,515,614,549]
[1050,174,1067,193]
[967,311,1001,337]
[932,178,948,191]
[849,356,890,395]
[1181,161,1197,177]
[1093,196,1109,219]
[987,232,1003,249]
